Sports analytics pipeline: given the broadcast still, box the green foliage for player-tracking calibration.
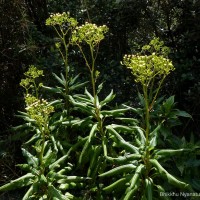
[1,10,200,200]
[96,40,197,199]
[0,65,89,199]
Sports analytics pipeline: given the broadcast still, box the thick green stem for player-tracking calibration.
[77,43,104,138]
[143,84,150,146]
[149,75,166,111]
[143,84,151,179]
[33,80,39,99]
[91,70,96,103]
[149,76,155,101]
[64,44,69,95]
[77,44,91,72]
[78,41,106,160]
[143,76,167,180]
[39,119,49,174]
[39,129,46,174]
[102,135,107,157]
[88,45,107,153]
[90,45,96,100]
[53,25,72,116]
[61,31,71,116]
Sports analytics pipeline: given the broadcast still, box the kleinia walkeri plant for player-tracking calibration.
[99,38,194,200]
[0,11,198,199]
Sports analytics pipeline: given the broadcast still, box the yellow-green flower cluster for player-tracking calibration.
[46,12,78,27]
[25,94,54,128]
[71,22,108,46]
[142,37,170,57]
[24,65,43,78]
[122,53,174,85]
[20,65,43,91]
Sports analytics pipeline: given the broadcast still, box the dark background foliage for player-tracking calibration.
[0,0,200,196]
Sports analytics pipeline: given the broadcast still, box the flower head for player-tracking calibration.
[46,12,78,27]
[122,54,174,85]
[24,65,43,79]
[25,94,54,128]
[20,65,43,90]
[71,22,108,46]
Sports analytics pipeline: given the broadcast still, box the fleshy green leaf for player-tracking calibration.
[48,185,69,200]
[0,173,34,192]
[101,108,129,117]
[162,96,175,112]
[100,90,115,106]
[103,175,132,192]
[150,159,191,190]
[99,164,136,177]
[173,110,192,118]
[53,73,66,86]
[22,148,39,167]
[49,155,68,170]
[57,176,90,184]
[88,123,98,142]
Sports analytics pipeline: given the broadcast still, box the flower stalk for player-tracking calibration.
[122,38,175,180]
[46,12,78,116]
